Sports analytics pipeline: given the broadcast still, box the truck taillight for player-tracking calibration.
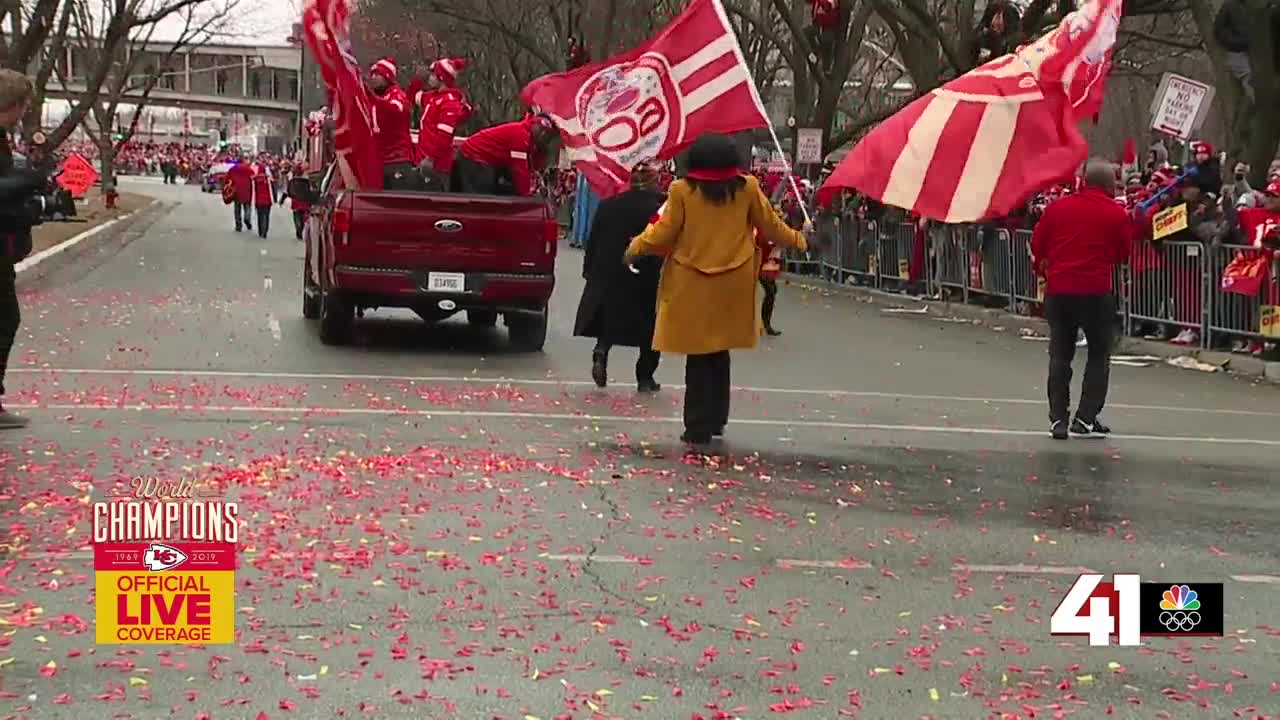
[333,207,352,233]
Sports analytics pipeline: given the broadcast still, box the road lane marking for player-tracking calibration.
[1232,575,1280,584]
[545,554,638,563]
[9,403,1280,446]
[8,368,1276,418]
[954,564,1094,575]
[267,315,282,341]
[777,559,872,569]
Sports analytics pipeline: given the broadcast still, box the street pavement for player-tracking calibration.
[0,178,1277,719]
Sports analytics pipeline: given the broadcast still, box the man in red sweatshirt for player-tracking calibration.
[366,57,418,190]
[1031,159,1131,440]
[453,113,558,196]
[407,57,472,185]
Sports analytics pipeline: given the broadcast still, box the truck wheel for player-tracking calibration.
[319,288,353,345]
[507,307,547,351]
[302,276,320,320]
[467,309,498,327]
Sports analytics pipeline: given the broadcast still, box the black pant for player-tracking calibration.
[760,277,778,329]
[383,162,421,191]
[256,206,271,238]
[595,341,660,383]
[293,210,306,240]
[1045,293,1114,423]
[684,351,730,436]
[234,202,252,230]
[451,153,511,195]
[0,265,16,400]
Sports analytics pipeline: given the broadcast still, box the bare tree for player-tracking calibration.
[63,0,237,191]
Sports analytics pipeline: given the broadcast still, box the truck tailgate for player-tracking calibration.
[341,191,555,273]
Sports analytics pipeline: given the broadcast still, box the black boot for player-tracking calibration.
[591,348,608,388]
[637,378,661,393]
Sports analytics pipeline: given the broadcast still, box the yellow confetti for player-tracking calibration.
[128,676,148,686]
[1001,673,1008,685]
[595,689,613,697]
[1107,661,1123,671]
[644,596,658,603]
[34,635,46,643]
[745,618,761,627]
[320,665,329,676]
[873,667,892,674]
[587,701,600,712]
[0,657,13,668]
[372,580,385,587]
[898,611,912,618]
[530,668,540,680]
[348,623,363,630]
[524,716,542,720]
[640,695,657,702]
[1077,674,1095,685]
[425,551,448,558]
[44,660,56,670]
[929,688,939,701]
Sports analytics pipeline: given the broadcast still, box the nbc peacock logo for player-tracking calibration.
[1158,584,1201,632]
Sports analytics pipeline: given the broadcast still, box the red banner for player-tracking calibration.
[520,0,769,197]
[819,0,1122,222]
[302,0,380,189]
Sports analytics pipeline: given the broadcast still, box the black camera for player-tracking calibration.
[8,151,76,226]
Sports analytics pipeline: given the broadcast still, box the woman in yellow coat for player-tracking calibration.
[624,134,808,445]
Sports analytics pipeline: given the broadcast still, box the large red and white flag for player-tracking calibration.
[819,0,1122,223]
[302,0,381,189]
[521,0,770,197]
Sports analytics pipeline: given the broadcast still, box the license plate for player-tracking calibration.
[426,272,465,292]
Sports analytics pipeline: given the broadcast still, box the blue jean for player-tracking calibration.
[234,202,252,230]
[256,206,271,238]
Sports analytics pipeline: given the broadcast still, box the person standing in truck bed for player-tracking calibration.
[365,57,418,190]
[452,113,558,196]
[408,57,472,188]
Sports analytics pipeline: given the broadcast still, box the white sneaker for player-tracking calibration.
[1170,329,1194,345]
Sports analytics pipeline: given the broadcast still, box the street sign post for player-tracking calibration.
[1149,73,1214,142]
[796,128,823,164]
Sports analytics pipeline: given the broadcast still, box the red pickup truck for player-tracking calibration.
[295,162,557,350]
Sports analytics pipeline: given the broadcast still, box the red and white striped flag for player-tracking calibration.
[302,0,381,189]
[521,0,770,198]
[819,0,1122,223]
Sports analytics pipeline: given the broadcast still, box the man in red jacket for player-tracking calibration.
[366,57,418,190]
[407,57,472,185]
[226,155,255,232]
[250,156,274,239]
[1031,159,1131,440]
[453,113,558,196]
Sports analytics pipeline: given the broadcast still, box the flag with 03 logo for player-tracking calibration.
[1049,574,1224,646]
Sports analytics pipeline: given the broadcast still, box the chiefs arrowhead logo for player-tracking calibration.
[143,543,188,572]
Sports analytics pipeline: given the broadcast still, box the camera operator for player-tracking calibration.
[0,70,39,429]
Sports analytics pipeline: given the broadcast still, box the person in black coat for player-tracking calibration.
[573,162,666,392]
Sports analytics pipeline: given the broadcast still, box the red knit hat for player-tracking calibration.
[432,57,466,88]
[1191,140,1213,156]
[370,57,397,81]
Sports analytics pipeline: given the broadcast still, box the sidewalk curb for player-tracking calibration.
[786,274,1280,383]
[15,199,160,275]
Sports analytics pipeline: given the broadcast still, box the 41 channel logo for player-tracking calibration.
[1049,574,1224,646]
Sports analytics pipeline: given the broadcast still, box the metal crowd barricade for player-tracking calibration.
[798,221,1279,353]
[1126,240,1205,344]
[1206,243,1277,345]
[836,218,877,287]
[1010,229,1038,313]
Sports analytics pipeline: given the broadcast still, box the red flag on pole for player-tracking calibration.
[818,0,1121,222]
[302,0,381,189]
[521,0,771,198]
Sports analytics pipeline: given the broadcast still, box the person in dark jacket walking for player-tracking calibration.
[0,70,35,429]
[573,162,666,392]
[1030,159,1131,440]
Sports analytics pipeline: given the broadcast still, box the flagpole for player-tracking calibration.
[709,0,812,227]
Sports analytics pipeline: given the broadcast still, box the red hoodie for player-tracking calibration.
[459,118,540,196]
[1030,187,1131,295]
